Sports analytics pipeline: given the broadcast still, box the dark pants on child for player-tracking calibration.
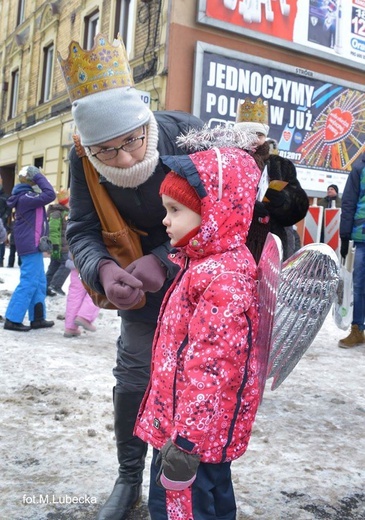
[8,244,20,267]
[149,448,236,520]
[46,252,70,291]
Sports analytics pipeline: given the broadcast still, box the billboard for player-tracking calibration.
[193,43,365,195]
[197,0,365,71]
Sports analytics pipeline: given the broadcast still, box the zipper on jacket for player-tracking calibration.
[172,334,189,417]
[222,312,253,461]
[169,255,190,418]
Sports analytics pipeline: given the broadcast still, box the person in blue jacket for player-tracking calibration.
[0,180,11,267]
[4,166,56,332]
[338,154,365,348]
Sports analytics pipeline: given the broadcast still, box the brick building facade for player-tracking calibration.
[0,1,364,199]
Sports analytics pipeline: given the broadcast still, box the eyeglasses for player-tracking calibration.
[88,127,146,161]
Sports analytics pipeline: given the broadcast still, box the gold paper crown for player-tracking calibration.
[236,98,269,125]
[57,188,69,203]
[57,33,134,102]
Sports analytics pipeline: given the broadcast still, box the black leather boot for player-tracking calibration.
[30,302,54,329]
[97,389,147,520]
[4,318,31,332]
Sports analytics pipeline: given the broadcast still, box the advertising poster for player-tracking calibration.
[197,0,365,71]
[193,43,365,195]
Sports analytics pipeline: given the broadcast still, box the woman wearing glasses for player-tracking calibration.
[59,33,203,520]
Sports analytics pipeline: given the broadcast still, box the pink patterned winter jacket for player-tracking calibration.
[135,147,261,463]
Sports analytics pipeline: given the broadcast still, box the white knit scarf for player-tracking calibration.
[85,111,160,188]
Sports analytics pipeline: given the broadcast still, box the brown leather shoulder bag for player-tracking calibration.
[72,135,146,310]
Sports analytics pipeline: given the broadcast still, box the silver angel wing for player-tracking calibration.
[256,233,282,401]
[267,243,340,391]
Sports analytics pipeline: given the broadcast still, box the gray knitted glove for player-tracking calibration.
[18,166,42,183]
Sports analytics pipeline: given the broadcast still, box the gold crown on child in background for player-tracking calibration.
[236,98,269,125]
[57,33,134,102]
[57,188,69,205]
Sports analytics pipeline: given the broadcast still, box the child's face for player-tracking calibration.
[162,195,202,246]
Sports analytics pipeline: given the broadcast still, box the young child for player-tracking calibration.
[134,145,262,519]
[46,189,71,296]
[64,253,100,337]
[4,166,55,331]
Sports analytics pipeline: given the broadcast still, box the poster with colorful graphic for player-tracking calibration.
[197,0,365,70]
[192,43,365,195]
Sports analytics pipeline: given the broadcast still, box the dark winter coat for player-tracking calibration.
[66,111,204,321]
[340,154,365,243]
[6,173,56,256]
[0,217,6,243]
[247,153,309,262]
[0,187,10,229]
[318,195,341,210]
[135,147,261,463]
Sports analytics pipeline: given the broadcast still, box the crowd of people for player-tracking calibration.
[1,30,364,520]
[1,171,99,337]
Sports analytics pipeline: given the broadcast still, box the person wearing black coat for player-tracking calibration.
[58,31,203,520]
[318,184,342,242]
[68,112,203,520]
[234,100,309,262]
[0,184,11,267]
[0,215,6,244]
[244,141,309,262]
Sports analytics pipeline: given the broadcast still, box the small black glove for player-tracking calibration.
[264,188,286,207]
[156,439,200,491]
[253,201,270,224]
[340,238,349,260]
[254,201,269,219]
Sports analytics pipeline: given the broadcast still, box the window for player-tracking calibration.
[9,69,19,119]
[17,0,25,26]
[114,0,136,53]
[34,157,44,169]
[84,11,100,49]
[41,44,54,103]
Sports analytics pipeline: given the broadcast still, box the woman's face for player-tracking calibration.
[88,126,147,168]
[255,132,267,146]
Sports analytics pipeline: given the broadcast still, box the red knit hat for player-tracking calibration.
[160,171,201,214]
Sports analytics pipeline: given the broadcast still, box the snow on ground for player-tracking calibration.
[0,253,364,520]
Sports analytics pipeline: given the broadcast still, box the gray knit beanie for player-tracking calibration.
[72,87,151,146]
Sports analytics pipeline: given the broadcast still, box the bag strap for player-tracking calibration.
[17,209,45,241]
[73,134,128,233]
